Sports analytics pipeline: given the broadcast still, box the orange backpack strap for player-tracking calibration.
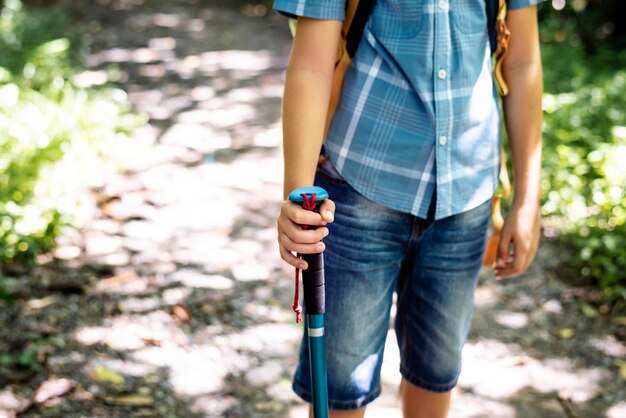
[483,147,512,266]
[482,0,511,267]
[493,0,510,96]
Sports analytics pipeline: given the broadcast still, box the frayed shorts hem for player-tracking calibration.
[400,365,459,393]
[292,379,382,410]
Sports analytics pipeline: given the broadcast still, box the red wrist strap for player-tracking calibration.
[292,193,317,323]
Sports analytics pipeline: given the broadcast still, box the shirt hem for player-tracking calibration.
[326,152,498,220]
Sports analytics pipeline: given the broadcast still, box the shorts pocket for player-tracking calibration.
[316,158,348,187]
[369,0,424,39]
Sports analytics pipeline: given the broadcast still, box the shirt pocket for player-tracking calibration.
[369,0,424,39]
[451,0,487,34]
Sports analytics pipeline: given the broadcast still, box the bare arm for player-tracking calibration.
[277,17,341,269]
[282,17,342,197]
[496,5,543,279]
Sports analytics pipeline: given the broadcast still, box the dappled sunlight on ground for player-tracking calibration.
[460,340,608,403]
[1,1,625,417]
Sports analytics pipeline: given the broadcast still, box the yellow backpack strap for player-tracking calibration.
[483,0,512,267]
[493,0,510,96]
[483,146,512,266]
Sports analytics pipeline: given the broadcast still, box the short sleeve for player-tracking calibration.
[507,0,545,11]
[272,0,345,21]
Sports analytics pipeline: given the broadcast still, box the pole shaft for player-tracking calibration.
[308,314,328,418]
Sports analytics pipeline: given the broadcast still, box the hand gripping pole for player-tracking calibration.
[288,186,329,315]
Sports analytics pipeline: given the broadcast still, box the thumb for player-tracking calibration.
[319,199,335,224]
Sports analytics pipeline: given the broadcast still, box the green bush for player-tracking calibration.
[540,18,626,304]
[0,0,148,267]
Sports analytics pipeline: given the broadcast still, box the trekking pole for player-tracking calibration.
[289,186,329,418]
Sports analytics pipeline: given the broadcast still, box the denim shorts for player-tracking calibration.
[292,158,491,410]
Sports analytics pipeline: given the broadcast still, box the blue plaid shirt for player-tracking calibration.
[274,0,542,219]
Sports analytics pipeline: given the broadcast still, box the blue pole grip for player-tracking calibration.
[288,186,330,205]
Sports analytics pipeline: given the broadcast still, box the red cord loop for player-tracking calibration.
[293,266,303,323]
[301,193,317,211]
[292,193,316,323]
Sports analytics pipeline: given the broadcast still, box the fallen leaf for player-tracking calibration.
[95,272,138,293]
[557,328,574,339]
[140,337,161,347]
[98,196,121,219]
[33,378,76,404]
[0,389,32,414]
[74,387,96,401]
[104,394,154,406]
[171,304,190,322]
[581,303,597,318]
[26,296,57,310]
[620,363,626,380]
[91,366,125,385]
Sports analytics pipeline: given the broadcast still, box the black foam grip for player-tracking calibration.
[301,253,325,314]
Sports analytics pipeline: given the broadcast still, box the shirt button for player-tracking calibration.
[438,68,448,80]
[439,135,448,145]
[438,0,447,10]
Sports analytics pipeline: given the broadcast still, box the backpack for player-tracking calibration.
[288,0,512,267]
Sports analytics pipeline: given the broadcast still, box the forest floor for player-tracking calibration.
[1,0,625,417]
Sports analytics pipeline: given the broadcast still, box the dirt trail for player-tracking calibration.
[0,1,624,417]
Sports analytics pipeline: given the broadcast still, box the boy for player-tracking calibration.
[275,1,543,416]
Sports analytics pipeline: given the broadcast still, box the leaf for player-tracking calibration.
[95,272,138,292]
[91,366,125,385]
[171,304,190,322]
[33,377,76,404]
[26,295,56,310]
[140,337,161,347]
[105,394,154,406]
[620,363,626,380]
[580,303,597,318]
[37,38,70,56]
[557,328,575,339]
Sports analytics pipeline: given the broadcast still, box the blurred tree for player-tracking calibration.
[0,0,146,269]
[539,0,626,52]
[537,0,626,307]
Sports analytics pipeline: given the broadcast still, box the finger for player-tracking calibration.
[279,217,329,244]
[496,230,513,269]
[280,232,326,255]
[511,242,527,274]
[495,266,518,280]
[495,247,526,280]
[319,199,336,224]
[279,245,308,270]
[282,200,324,227]
[495,243,516,280]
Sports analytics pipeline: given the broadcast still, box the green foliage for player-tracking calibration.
[0,0,148,267]
[0,275,14,302]
[540,14,626,95]
[538,0,626,54]
[0,0,83,88]
[540,21,626,304]
[0,332,65,372]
